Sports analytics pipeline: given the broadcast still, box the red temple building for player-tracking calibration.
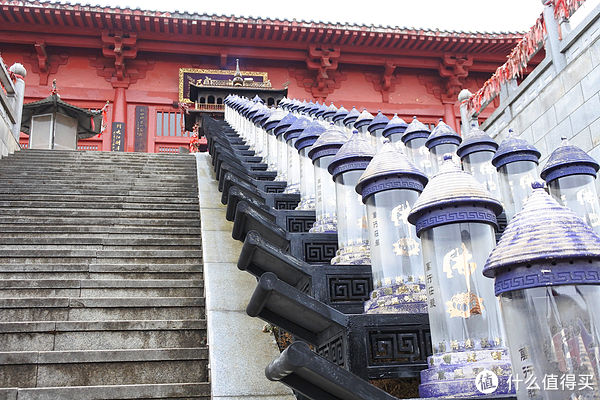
[0,1,533,153]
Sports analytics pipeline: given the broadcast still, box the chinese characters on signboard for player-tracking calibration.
[111,122,125,152]
[134,106,148,153]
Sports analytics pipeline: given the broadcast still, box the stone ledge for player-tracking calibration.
[0,320,207,333]
[0,348,209,365]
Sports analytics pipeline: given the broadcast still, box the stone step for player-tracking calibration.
[0,177,198,186]
[0,279,204,298]
[0,263,203,280]
[0,225,202,235]
[0,164,197,172]
[6,154,196,162]
[0,188,199,197]
[0,236,202,246]
[0,319,207,351]
[0,382,210,399]
[0,184,198,193]
[0,194,199,205]
[0,200,199,211]
[0,208,200,219]
[0,348,208,388]
[0,297,205,321]
[0,249,202,260]
[1,158,195,164]
[0,216,200,227]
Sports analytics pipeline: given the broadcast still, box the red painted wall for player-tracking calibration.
[1,47,497,153]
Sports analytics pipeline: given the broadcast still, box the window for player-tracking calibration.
[156,111,187,136]
[208,95,215,104]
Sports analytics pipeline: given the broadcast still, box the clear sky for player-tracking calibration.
[60,0,546,33]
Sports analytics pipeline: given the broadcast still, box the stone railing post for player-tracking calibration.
[542,0,568,73]
[458,89,476,135]
[8,63,26,141]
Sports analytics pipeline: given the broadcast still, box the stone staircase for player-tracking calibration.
[0,149,209,399]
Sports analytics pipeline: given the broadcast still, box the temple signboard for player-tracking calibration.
[178,68,270,104]
[134,105,148,152]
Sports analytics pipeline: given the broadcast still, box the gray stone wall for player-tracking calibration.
[0,107,19,158]
[0,60,23,159]
[481,3,600,171]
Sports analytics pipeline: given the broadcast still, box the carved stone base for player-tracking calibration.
[419,348,514,398]
[365,282,427,314]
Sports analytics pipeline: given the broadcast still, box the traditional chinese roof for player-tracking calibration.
[353,109,374,129]
[0,1,524,48]
[331,106,348,123]
[401,116,430,143]
[20,93,101,139]
[295,120,326,151]
[328,130,375,178]
[425,119,462,149]
[541,140,600,182]
[342,107,360,126]
[456,126,498,159]
[492,132,541,169]
[382,114,407,137]
[484,182,600,276]
[367,111,389,132]
[408,156,502,225]
[308,124,348,161]
[356,141,428,198]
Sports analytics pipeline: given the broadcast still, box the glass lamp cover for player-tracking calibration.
[429,143,459,175]
[421,222,504,353]
[462,151,502,201]
[365,189,426,313]
[548,174,600,234]
[498,160,538,221]
[285,137,301,193]
[297,147,316,210]
[500,285,600,400]
[276,134,288,181]
[312,155,338,232]
[332,169,370,265]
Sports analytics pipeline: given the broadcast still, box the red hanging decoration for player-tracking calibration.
[96,101,109,138]
[467,14,547,115]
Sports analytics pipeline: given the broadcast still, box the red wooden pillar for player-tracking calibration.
[110,86,127,151]
[443,102,458,133]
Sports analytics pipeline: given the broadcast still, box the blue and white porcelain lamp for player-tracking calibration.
[353,108,374,136]
[426,120,462,175]
[328,131,375,265]
[252,107,270,160]
[273,113,300,183]
[381,114,407,145]
[321,103,338,123]
[367,111,390,150]
[332,106,348,128]
[355,142,428,314]
[263,110,286,172]
[342,106,360,134]
[492,132,541,222]
[401,116,432,176]
[294,121,326,210]
[408,155,513,398]
[456,126,501,201]
[282,116,312,193]
[307,125,348,233]
[484,182,600,400]
[243,102,262,151]
[541,139,600,235]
